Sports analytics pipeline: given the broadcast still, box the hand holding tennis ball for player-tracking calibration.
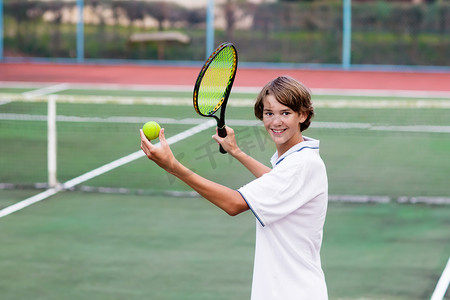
[142,121,161,140]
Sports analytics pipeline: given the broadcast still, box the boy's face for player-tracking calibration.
[262,95,307,155]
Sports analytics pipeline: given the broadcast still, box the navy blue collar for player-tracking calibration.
[271,137,320,167]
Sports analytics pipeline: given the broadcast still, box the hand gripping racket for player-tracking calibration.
[193,42,238,154]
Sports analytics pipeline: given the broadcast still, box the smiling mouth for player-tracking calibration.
[271,129,286,134]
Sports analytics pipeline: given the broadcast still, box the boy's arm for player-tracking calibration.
[213,127,271,178]
[229,149,271,178]
[140,129,249,216]
[170,162,249,216]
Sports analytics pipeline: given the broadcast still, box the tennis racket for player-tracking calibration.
[193,42,238,154]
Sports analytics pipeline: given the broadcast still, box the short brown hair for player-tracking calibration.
[254,76,314,132]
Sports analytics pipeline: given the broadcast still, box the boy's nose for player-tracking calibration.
[272,115,283,125]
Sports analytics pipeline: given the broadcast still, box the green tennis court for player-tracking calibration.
[0,84,449,299]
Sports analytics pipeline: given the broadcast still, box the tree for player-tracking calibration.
[221,0,251,41]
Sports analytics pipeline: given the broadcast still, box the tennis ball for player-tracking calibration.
[142,121,161,140]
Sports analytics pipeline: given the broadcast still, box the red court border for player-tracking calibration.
[1,63,450,92]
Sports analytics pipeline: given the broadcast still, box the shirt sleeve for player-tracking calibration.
[238,153,320,227]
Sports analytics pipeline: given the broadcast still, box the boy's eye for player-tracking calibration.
[282,111,290,116]
[265,112,273,116]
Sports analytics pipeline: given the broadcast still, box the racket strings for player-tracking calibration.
[197,47,236,115]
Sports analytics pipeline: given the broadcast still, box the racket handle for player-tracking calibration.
[217,126,227,154]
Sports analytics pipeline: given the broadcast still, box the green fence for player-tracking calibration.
[1,0,450,68]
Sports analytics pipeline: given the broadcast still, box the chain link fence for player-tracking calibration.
[2,0,450,67]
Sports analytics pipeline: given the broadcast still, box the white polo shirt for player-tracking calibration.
[238,137,328,300]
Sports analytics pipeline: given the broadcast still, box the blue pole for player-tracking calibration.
[0,0,3,61]
[76,0,84,63]
[342,0,351,69]
[206,0,214,57]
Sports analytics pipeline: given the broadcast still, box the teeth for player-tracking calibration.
[273,129,284,133]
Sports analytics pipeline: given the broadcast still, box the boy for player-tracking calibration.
[140,76,328,299]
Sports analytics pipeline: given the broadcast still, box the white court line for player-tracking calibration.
[2,113,450,133]
[21,83,69,98]
[0,120,216,218]
[3,81,450,98]
[430,257,450,300]
[312,88,450,99]
[0,188,60,218]
[313,99,450,109]
[2,93,450,108]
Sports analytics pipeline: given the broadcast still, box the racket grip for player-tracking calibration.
[217,126,227,154]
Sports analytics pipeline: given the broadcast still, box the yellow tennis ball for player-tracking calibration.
[142,121,161,140]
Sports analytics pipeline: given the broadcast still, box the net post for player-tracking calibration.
[47,95,58,188]
[77,0,84,63]
[206,0,215,58]
[0,0,3,61]
[342,0,352,69]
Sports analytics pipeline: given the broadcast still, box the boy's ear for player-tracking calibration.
[299,111,308,123]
